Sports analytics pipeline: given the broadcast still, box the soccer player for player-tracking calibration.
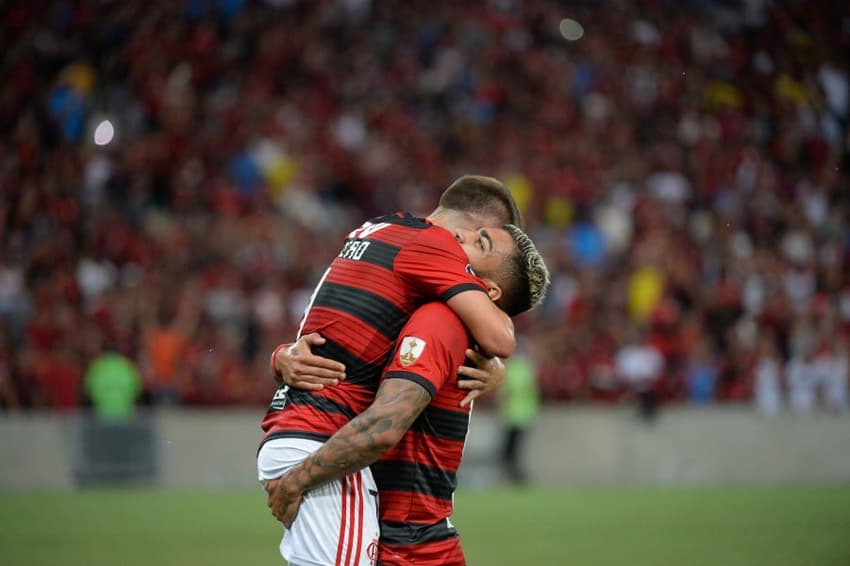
[258,176,524,566]
[267,224,550,565]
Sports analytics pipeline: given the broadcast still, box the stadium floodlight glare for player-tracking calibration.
[93,119,115,146]
[559,18,584,41]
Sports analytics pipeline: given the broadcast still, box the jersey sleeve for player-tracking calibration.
[383,303,469,398]
[394,226,487,301]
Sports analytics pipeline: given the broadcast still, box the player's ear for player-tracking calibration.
[480,278,503,302]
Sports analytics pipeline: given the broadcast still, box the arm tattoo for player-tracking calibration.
[286,379,431,493]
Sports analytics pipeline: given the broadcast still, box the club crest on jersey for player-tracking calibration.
[399,336,426,366]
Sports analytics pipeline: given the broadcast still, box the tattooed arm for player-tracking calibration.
[267,378,431,526]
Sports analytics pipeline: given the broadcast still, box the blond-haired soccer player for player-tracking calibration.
[258,176,530,566]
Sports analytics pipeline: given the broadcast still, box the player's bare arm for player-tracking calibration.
[270,332,346,389]
[456,348,506,407]
[267,378,431,525]
[446,290,515,358]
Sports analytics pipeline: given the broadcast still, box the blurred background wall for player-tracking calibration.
[2,408,850,490]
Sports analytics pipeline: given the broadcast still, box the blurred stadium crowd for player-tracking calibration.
[1,0,848,412]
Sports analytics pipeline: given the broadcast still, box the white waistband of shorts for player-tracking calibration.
[260,437,324,454]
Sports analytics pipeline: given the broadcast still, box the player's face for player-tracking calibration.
[454,227,514,277]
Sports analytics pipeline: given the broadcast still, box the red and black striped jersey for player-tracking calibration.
[260,213,485,448]
[372,302,472,566]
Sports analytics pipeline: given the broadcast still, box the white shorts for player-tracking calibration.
[258,438,380,566]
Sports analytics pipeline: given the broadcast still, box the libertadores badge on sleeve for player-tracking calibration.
[399,336,426,366]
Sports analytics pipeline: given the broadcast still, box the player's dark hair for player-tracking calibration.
[495,224,550,317]
[438,175,524,229]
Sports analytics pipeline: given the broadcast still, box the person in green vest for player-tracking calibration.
[498,338,540,485]
[84,344,142,420]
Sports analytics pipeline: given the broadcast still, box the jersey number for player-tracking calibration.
[299,221,390,337]
[347,221,390,239]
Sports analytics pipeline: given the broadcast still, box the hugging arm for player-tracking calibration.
[456,348,506,407]
[271,333,346,390]
[445,290,515,358]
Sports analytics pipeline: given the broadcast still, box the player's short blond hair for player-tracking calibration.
[497,224,550,316]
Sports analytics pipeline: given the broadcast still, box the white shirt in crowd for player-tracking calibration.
[615,344,665,392]
[787,351,849,413]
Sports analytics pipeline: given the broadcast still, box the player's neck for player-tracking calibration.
[428,208,475,232]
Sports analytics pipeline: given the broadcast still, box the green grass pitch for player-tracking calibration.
[1,486,849,565]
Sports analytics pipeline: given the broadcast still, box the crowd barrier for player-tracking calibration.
[1,406,849,490]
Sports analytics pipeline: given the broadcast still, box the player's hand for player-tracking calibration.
[457,348,505,407]
[265,477,304,528]
[272,333,346,390]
